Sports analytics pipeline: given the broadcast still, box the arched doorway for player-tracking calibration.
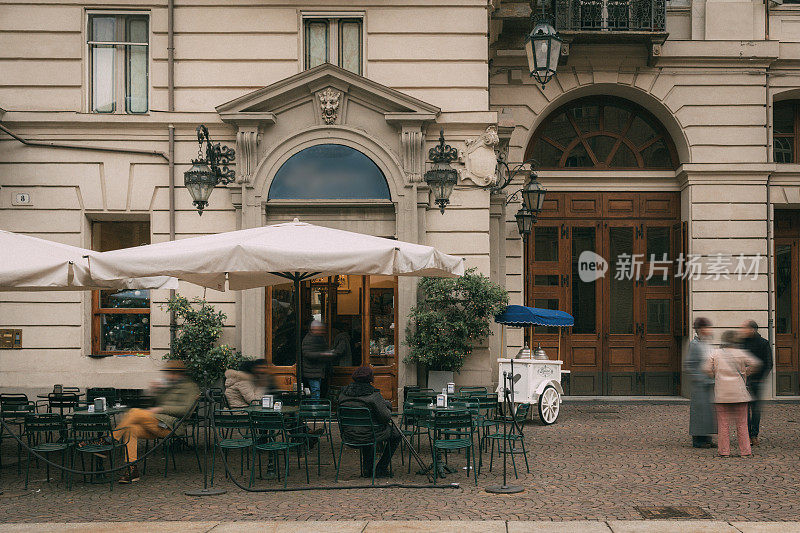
[263,143,400,404]
[524,96,684,396]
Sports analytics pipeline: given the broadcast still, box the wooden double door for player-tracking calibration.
[527,192,685,395]
[774,210,800,395]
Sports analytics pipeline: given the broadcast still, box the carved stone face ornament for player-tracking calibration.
[319,87,341,125]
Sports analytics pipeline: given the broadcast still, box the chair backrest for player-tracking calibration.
[407,391,436,406]
[0,394,32,415]
[513,403,530,423]
[62,387,81,394]
[208,387,228,409]
[0,393,28,405]
[48,392,79,409]
[432,410,472,436]
[86,387,117,404]
[449,398,480,416]
[458,386,488,395]
[25,413,67,437]
[476,393,499,410]
[213,409,250,431]
[71,413,112,437]
[337,406,378,443]
[299,399,332,420]
[249,411,286,439]
[277,391,301,407]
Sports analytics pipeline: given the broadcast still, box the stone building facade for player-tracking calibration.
[1,0,799,400]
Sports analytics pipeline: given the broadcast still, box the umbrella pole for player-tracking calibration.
[294,274,303,394]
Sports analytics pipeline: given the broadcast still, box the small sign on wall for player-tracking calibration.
[12,193,32,206]
[0,329,22,349]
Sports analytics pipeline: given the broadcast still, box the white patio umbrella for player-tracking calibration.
[86,220,465,385]
[0,230,177,291]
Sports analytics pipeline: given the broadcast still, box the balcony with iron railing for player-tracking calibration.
[553,0,667,43]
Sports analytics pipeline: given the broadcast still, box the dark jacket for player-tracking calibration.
[741,332,773,383]
[302,332,334,380]
[338,382,392,444]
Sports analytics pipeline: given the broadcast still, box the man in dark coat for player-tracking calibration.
[338,366,400,478]
[301,320,335,399]
[740,320,773,446]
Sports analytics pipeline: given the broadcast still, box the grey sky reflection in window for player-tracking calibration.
[268,144,391,200]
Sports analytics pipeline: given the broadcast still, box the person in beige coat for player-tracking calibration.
[704,330,761,457]
[224,359,276,408]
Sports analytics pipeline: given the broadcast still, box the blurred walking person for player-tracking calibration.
[685,317,716,448]
[739,320,773,447]
[705,330,761,457]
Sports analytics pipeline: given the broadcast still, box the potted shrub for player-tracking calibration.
[405,268,508,390]
[164,294,243,388]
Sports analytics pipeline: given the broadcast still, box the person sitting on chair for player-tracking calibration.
[113,360,199,483]
[224,359,277,408]
[338,365,400,478]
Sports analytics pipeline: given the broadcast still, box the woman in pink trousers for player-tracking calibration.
[705,330,761,457]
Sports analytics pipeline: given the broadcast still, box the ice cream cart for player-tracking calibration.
[495,305,574,424]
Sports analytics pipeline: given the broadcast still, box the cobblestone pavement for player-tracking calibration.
[1,402,799,523]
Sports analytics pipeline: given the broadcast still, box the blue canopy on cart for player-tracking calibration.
[494,305,574,327]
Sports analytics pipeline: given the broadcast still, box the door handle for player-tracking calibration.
[561,274,569,287]
[561,224,569,238]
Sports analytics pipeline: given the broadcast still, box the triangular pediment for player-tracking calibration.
[216,63,439,123]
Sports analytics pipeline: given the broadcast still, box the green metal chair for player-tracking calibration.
[1,393,36,474]
[484,403,531,478]
[71,412,125,491]
[249,411,308,488]
[431,409,477,485]
[24,413,72,489]
[298,399,337,475]
[210,409,252,482]
[336,406,384,486]
[85,387,117,406]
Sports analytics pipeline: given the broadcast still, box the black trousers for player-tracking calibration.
[748,380,764,438]
[361,427,402,472]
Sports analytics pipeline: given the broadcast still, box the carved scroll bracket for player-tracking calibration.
[400,124,425,184]
[235,127,259,185]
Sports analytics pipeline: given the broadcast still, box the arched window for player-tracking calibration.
[774,100,800,164]
[268,144,391,200]
[525,97,678,170]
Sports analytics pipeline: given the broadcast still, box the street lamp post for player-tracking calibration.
[184,125,236,215]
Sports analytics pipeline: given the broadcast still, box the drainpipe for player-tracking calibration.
[166,0,177,347]
[0,124,168,160]
[765,68,775,398]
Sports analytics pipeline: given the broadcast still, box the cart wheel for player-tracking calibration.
[538,386,560,425]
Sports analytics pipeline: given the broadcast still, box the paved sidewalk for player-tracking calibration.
[3,520,800,532]
[2,402,799,523]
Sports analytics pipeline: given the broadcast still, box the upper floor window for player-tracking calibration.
[774,101,800,164]
[526,96,678,169]
[88,13,149,114]
[303,16,363,75]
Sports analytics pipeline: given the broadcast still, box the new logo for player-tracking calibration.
[577,250,608,283]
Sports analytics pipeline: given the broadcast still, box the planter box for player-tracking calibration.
[427,370,454,393]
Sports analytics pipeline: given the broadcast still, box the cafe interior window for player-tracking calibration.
[88,13,149,114]
[266,275,397,368]
[303,16,363,74]
[91,221,151,354]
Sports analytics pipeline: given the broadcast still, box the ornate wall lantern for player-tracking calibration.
[525,15,562,88]
[494,155,547,242]
[184,125,236,215]
[424,129,459,214]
